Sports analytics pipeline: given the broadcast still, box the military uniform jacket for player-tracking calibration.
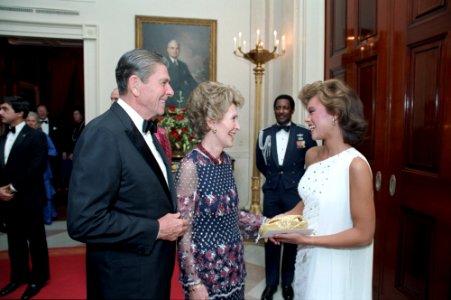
[256,123,317,191]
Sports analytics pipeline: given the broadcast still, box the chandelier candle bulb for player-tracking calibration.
[238,32,242,47]
[256,29,260,45]
[282,35,286,51]
[273,30,277,46]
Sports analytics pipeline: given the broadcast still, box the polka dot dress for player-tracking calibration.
[176,149,263,299]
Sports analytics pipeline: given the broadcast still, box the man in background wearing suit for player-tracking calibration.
[256,94,317,300]
[110,87,119,104]
[67,49,189,299]
[37,104,62,192]
[36,104,60,145]
[164,39,198,107]
[0,97,50,300]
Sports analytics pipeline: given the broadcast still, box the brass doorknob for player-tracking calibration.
[375,171,382,192]
[389,174,396,196]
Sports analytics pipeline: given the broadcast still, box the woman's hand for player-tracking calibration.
[272,232,312,246]
[189,283,208,300]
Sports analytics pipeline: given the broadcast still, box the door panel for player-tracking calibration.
[387,0,451,298]
[406,39,443,172]
[326,0,451,298]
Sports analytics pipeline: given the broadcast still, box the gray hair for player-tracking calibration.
[27,111,41,128]
[115,49,165,95]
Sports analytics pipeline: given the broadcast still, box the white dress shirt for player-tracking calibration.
[4,121,26,164]
[117,99,168,185]
[40,118,49,134]
[276,122,291,166]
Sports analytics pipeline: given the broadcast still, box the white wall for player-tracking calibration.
[0,0,324,209]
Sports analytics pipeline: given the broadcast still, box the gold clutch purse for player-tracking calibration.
[258,215,309,238]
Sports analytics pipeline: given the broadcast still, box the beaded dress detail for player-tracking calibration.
[176,148,264,299]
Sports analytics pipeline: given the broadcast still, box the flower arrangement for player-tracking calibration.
[159,93,198,155]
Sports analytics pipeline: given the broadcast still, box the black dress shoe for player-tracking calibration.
[0,281,25,296]
[261,286,277,300]
[21,283,43,300]
[282,285,294,300]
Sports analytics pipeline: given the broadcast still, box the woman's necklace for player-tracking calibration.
[197,143,222,164]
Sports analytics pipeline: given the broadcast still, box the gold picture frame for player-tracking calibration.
[136,16,217,107]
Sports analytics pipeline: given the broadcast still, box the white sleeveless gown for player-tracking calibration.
[294,148,373,300]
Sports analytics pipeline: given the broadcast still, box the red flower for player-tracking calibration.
[171,131,179,139]
[159,105,198,152]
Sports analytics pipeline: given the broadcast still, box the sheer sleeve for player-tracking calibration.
[176,158,201,287]
[239,210,266,240]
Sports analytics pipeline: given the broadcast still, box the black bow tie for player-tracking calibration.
[277,124,290,132]
[40,119,48,124]
[8,126,16,134]
[142,120,158,134]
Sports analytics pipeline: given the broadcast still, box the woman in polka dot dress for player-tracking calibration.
[175,81,266,300]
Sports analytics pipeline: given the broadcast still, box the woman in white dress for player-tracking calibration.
[270,79,375,300]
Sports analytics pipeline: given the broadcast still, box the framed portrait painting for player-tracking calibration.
[136,16,217,108]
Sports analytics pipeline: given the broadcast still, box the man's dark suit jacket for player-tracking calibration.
[67,102,177,299]
[46,117,62,150]
[166,58,197,106]
[256,123,317,191]
[0,125,47,208]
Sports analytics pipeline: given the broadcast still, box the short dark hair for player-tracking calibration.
[2,96,30,118]
[273,94,295,111]
[73,106,84,116]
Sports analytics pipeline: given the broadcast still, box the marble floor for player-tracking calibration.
[0,221,286,300]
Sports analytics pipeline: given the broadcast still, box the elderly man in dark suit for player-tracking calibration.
[67,49,189,299]
[164,39,198,106]
[36,104,60,145]
[256,94,317,300]
[0,97,50,300]
[36,104,62,192]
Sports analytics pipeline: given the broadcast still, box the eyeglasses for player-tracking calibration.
[110,97,119,102]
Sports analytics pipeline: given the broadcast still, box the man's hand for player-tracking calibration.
[0,185,14,201]
[157,212,189,241]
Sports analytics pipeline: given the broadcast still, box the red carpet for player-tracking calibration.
[0,246,184,299]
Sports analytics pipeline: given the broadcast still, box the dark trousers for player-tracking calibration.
[262,186,300,287]
[86,247,172,300]
[5,207,50,284]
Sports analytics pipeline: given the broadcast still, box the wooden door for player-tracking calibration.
[325,0,451,298]
[382,0,451,298]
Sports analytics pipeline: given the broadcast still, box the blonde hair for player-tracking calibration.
[187,81,244,139]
